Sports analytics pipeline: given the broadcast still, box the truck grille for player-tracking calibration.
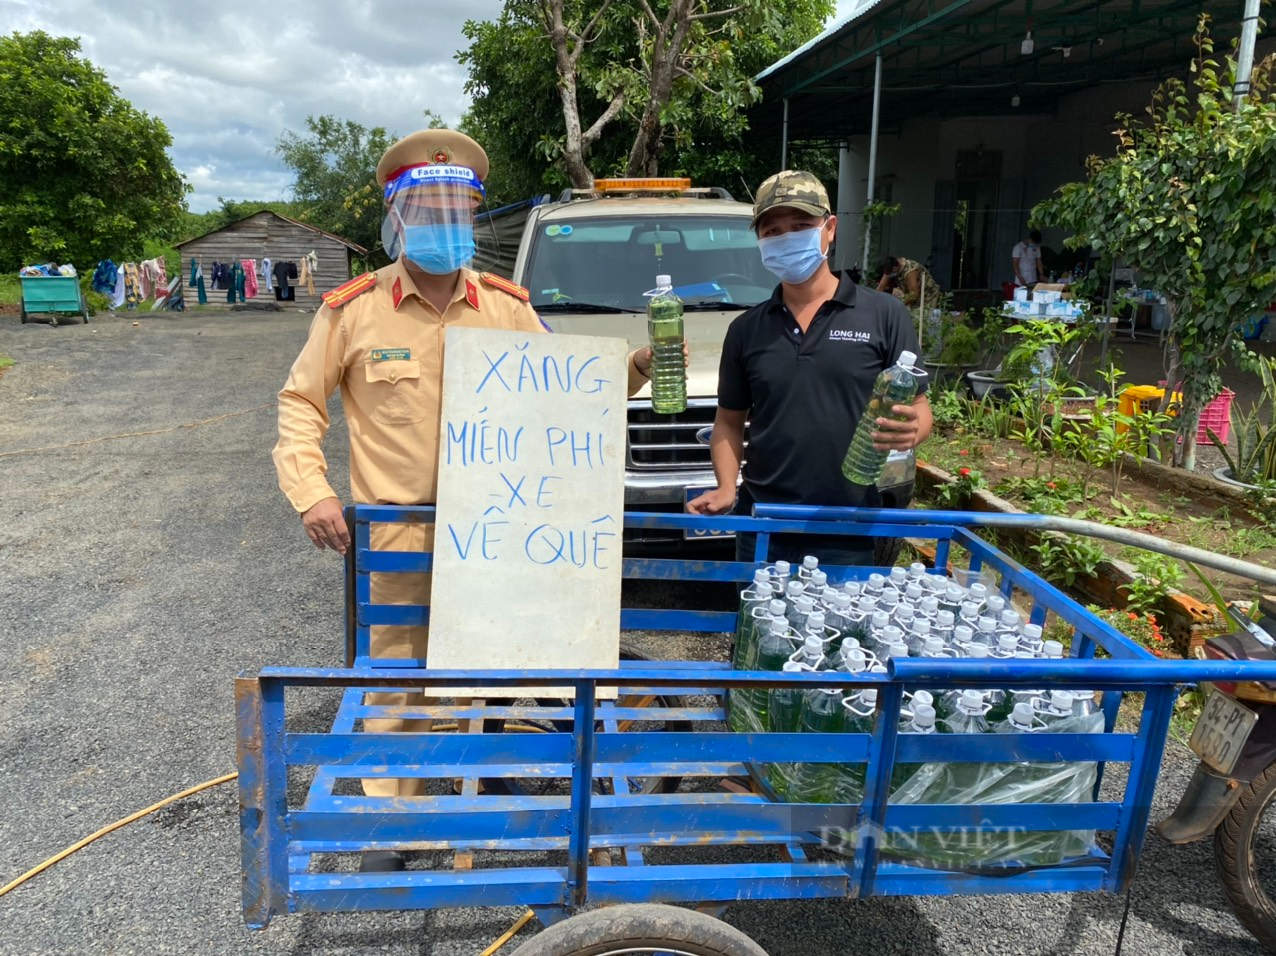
[626,400,717,470]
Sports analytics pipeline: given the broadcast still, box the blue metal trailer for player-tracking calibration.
[235,503,1276,952]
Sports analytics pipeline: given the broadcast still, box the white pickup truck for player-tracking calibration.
[490,179,915,552]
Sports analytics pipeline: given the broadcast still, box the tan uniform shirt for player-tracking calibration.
[273,259,648,511]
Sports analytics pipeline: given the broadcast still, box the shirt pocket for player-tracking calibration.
[364,360,425,425]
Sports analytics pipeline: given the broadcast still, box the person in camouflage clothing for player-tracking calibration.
[876,254,941,309]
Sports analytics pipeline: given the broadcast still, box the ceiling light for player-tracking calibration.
[1021,30,1034,55]
[1011,93,1021,107]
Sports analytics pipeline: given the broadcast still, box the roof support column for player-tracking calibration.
[836,141,866,273]
[781,98,790,169]
[861,53,884,271]
[1235,0,1261,106]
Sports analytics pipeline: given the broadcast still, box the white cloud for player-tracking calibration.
[1,0,503,212]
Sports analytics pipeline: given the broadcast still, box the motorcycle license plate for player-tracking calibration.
[684,488,733,540]
[1189,689,1258,775]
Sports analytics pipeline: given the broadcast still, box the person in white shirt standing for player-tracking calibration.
[1012,229,1043,287]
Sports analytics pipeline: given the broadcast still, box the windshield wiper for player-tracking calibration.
[683,300,753,311]
[534,302,640,314]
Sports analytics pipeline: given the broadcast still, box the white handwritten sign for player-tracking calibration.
[428,326,628,686]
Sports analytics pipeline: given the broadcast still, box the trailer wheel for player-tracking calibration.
[1215,760,1276,952]
[509,904,768,956]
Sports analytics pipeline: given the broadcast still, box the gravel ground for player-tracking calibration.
[0,310,1266,955]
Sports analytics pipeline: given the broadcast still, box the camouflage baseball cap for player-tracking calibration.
[751,170,831,230]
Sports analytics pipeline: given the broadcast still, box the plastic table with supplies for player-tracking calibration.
[233,503,1276,953]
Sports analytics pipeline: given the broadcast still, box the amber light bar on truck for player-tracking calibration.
[594,177,692,193]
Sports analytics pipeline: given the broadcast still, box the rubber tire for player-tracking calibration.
[509,904,768,956]
[1215,760,1276,953]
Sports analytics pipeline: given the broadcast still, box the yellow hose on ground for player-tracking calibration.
[0,772,239,898]
[480,909,536,955]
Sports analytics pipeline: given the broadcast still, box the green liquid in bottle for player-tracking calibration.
[647,277,687,414]
[841,351,922,485]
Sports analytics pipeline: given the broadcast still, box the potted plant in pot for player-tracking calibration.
[925,315,982,387]
[965,306,1011,399]
[1208,356,1276,489]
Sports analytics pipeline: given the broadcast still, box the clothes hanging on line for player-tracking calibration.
[273,260,298,301]
[121,262,143,308]
[191,262,208,305]
[140,258,167,299]
[227,262,245,304]
[261,257,272,289]
[110,268,127,309]
[298,254,317,296]
[240,259,259,298]
[92,260,119,294]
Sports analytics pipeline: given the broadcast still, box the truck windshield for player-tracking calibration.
[524,215,775,311]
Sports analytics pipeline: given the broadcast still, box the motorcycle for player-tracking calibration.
[1157,611,1276,952]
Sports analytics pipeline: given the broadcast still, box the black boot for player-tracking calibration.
[359,850,406,873]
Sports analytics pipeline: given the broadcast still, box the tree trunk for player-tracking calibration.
[546,1,594,189]
[625,0,693,176]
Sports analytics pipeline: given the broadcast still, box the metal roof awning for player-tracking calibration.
[753,0,1253,146]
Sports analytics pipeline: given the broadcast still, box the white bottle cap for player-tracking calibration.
[937,610,956,627]
[921,597,941,615]
[774,560,791,576]
[872,611,890,629]
[656,273,672,288]
[958,689,985,713]
[811,570,828,588]
[912,690,934,706]
[882,625,904,643]
[786,580,805,598]
[978,615,998,632]
[864,688,879,705]
[890,567,908,584]
[1023,623,1044,640]
[998,633,1019,652]
[1042,639,1064,658]
[844,648,867,670]
[869,664,888,674]
[969,583,988,599]
[782,660,804,673]
[953,624,974,642]
[879,590,899,606]
[906,583,924,601]
[913,619,931,636]
[753,568,771,585]
[909,562,927,576]
[770,619,790,635]
[986,594,1006,611]
[1011,702,1037,726]
[1000,609,1022,625]
[913,703,936,728]
[769,599,787,617]
[843,580,862,596]
[898,350,917,367]
[946,584,965,600]
[858,597,876,614]
[923,637,946,655]
[803,635,824,656]
[803,555,819,570]
[966,643,990,658]
[896,606,915,623]
[821,586,839,602]
[868,573,886,587]
[806,610,826,629]
[1049,690,1074,714]
[887,640,909,658]
[796,596,815,613]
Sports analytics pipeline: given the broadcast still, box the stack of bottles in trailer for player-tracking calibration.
[729,556,1106,869]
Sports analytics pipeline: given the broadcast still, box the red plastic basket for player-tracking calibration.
[1157,384,1234,444]
[1199,388,1234,444]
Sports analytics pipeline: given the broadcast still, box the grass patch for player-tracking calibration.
[0,353,14,375]
[0,274,19,307]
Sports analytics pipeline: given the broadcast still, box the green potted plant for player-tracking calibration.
[1209,356,1276,489]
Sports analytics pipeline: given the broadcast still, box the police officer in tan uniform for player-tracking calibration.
[272,129,657,871]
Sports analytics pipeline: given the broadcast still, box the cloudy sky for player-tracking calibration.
[4,0,858,212]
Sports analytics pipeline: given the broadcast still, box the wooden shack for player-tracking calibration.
[175,211,367,311]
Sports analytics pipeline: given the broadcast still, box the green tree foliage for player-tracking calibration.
[458,0,833,201]
[1035,17,1276,469]
[275,115,397,259]
[0,31,187,270]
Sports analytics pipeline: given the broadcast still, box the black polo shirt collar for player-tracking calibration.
[762,269,858,317]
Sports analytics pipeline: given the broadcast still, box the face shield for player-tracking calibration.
[381,164,485,274]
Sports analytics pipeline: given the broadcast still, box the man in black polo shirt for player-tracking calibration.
[687,170,933,566]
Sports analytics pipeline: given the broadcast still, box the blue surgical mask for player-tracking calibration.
[403,223,475,275]
[757,227,827,284]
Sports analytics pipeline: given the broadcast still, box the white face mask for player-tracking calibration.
[757,226,828,284]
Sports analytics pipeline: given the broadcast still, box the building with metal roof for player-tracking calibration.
[750,0,1265,294]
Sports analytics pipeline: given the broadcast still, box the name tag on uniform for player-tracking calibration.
[371,348,411,362]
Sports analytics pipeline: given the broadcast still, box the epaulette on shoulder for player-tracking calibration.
[480,272,530,302]
[322,273,377,309]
